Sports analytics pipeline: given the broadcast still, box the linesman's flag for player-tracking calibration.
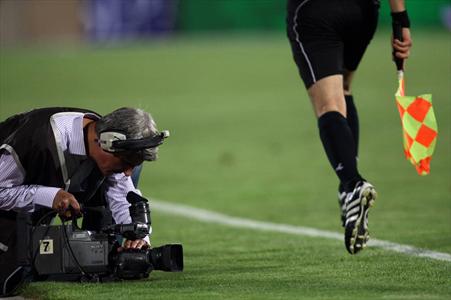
[395,79,437,175]
[392,23,437,175]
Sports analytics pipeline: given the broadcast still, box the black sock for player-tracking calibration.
[318,111,363,192]
[345,95,359,156]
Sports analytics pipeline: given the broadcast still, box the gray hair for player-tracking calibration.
[96,107,159,161]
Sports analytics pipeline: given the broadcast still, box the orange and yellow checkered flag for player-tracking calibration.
[392,23,437,175]
[395,75,437,175]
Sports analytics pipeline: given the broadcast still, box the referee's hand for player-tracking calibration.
[392,27,412,60]
[52,189,81,216]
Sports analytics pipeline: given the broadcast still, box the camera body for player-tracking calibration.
[19,192,183,281]
[32,225,110,276]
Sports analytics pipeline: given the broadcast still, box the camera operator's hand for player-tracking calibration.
[118,239,149,251]
[52,189,81,216]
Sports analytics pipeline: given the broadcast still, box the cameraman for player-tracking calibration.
[0,107,166,295]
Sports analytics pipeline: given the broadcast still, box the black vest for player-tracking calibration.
[0,107,104,204]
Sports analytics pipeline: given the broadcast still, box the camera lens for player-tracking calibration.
[149,244,184,272]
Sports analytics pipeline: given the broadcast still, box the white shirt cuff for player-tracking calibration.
[34,187,61,208]
[144,235,150,245]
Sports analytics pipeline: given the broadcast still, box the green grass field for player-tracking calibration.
[1,29,450,299]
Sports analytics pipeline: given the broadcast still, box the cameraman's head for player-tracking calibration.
[87,107,161,176]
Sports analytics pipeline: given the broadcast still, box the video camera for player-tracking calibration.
[17,192,183,282]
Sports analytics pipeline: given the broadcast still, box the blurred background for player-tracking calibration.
[0,0,449,221]
[0,0,450,47]
[0,0,449,218]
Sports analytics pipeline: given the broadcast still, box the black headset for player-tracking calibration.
[99,130,169,153]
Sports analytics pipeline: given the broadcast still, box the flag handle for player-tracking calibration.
[392,22,404,72]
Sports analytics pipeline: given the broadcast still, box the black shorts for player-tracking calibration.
[286,0,379,88]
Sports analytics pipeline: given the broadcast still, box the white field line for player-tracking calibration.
[153,200,451,263]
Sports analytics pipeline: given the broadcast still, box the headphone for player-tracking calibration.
[99,130,170,153]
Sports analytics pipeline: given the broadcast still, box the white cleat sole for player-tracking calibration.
[345,184,377,254]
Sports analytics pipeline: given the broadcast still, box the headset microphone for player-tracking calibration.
[99,130,169,153]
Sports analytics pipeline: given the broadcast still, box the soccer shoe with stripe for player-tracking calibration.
[344,181,377,254]
[338,188,347,227]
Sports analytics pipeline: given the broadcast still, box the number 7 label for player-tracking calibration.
[39,239,54,254]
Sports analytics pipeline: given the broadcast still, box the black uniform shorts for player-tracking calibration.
[286,0,380,88]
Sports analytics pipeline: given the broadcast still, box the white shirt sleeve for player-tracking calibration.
[0,152,60,212]
[104,173,138,224]
[104,173,151,243]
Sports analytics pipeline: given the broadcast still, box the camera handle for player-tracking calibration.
[62,205,106,230]
[71,212,81,230]
[58,206,82,230]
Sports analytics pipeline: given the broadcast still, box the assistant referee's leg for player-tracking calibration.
[343,70,360,156]
[309,75,363,191]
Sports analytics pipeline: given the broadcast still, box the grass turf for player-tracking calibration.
[1,29,450,299]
